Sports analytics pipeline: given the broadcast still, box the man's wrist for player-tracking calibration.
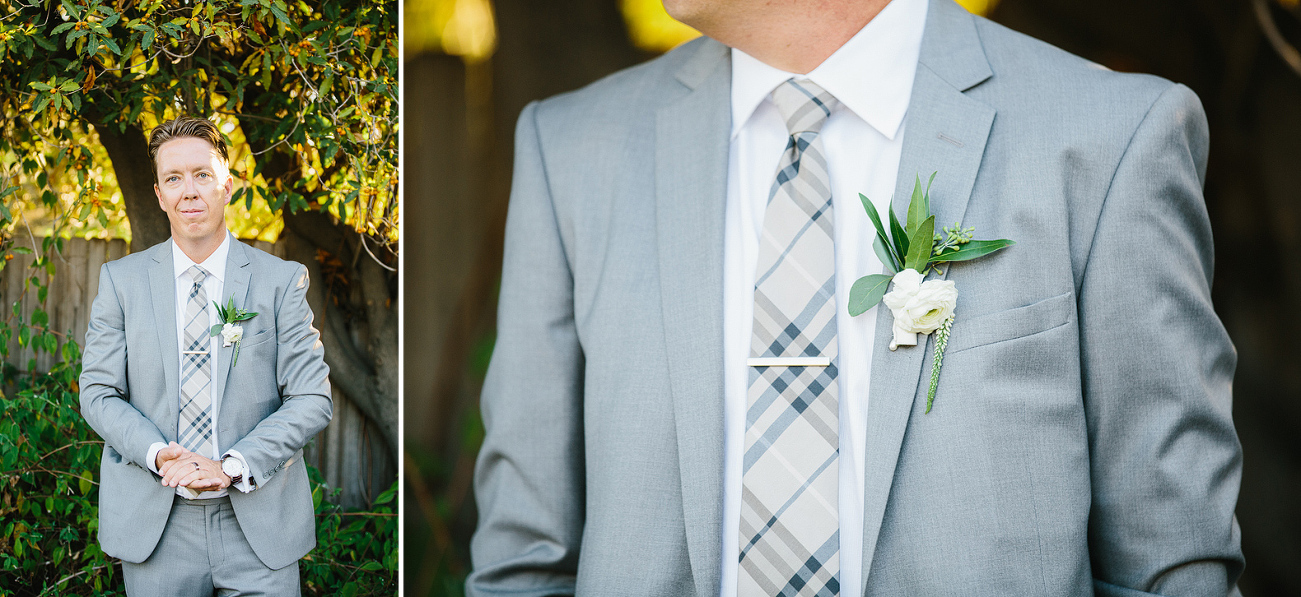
[147,442,167,474]
[221,455,244,485]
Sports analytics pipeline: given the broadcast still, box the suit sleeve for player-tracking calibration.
[80,263,169,470]
[466,101,586,597]
[1079,83,1245,596]
[225,263,333,488]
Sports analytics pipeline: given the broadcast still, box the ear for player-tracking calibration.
[222,172,235,202]
[155,184,164,211]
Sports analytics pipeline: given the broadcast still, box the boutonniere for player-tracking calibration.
[209,298,258,366]
[848,173,1014,413]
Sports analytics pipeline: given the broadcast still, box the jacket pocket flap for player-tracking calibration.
[946,291,1074,354]
[239,327,275,348]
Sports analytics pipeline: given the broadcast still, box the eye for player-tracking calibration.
[166,175,180,183]
[198,172,210,179]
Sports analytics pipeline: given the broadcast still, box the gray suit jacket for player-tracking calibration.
[469,0,1244,595]
[80,235,332,570]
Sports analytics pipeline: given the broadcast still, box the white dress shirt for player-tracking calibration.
[719,0,928,593]
[146,233,254,497]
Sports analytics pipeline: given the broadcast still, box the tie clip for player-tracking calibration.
[747,357,831,367]
[182,350,209,355]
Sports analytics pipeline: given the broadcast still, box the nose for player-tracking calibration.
[181,175,199,198]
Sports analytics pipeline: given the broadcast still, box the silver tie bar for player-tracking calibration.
[747,356,831,367]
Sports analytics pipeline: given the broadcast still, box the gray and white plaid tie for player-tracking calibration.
[178,265,213,457]
[739,79,841,597]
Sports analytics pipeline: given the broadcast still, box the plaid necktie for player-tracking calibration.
[739,79,841,597]
[178,265,213,457]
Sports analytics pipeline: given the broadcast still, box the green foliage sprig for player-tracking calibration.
[847,173,1015,316]
[209,297,257,366]
[926,316,953,413]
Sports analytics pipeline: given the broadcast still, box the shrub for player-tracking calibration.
[0,344,396,596]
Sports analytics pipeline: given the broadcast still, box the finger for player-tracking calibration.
[159,442,188,461]
[163,460,200,486]
[159,456,190,477]
[187,476,223,490]
[174,469,207,488]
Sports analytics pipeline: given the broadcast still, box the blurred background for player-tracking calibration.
[401,0,1301,594]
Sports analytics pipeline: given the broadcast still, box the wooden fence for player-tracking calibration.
[1,237,394,509]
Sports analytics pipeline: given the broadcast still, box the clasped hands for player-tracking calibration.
[156,441,231,492]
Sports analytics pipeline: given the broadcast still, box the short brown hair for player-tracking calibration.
[148,116,229,178]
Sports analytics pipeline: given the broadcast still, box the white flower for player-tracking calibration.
[220,323,243,347]
[881,268,958,350]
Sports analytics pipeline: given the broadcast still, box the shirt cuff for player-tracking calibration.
[146,442,167,475]
[222,449,256,493]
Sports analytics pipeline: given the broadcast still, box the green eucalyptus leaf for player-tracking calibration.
[858,194,889,246]
[210,323,224,336]
[888,202,909,259]
[929,238,1016,263]
[860,193,902,270]
[906,174,927,235]
[848,273,893,317]
[904,216,935,272]
[873,236,897,275]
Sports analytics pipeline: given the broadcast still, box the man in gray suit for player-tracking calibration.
[469,0,1244,595]
[80,116,332,595]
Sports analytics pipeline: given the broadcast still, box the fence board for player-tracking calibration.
[2,237,393,507]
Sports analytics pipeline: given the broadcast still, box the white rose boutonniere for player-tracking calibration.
[881,269,957,350]
[219,322,244,347]
[847,173,1015,413]
[209,298,258,366]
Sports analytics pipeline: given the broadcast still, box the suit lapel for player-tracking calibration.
[656,38,732,597]
[860,0,996,590]
[213,236,251,443]
[148,241,181,441]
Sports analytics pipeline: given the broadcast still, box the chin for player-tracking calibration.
[661,0,706,26]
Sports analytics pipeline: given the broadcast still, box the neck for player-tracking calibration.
[710,0,892,74]
[174,232,224,264]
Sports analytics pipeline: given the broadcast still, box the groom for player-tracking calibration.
[469,0,1244,595]
[80,116,332,595]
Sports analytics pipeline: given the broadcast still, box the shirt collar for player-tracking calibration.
[730,0,928,140]
[172,232,231,284]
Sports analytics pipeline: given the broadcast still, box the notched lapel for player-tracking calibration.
[212,238,251,443]
[860,0,996,590]
[148,242,181,440]
[655,37,731,597]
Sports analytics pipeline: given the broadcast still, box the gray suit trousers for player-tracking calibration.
[122,497,299,597]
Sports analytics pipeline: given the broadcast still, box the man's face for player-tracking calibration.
[154,136,232,250]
